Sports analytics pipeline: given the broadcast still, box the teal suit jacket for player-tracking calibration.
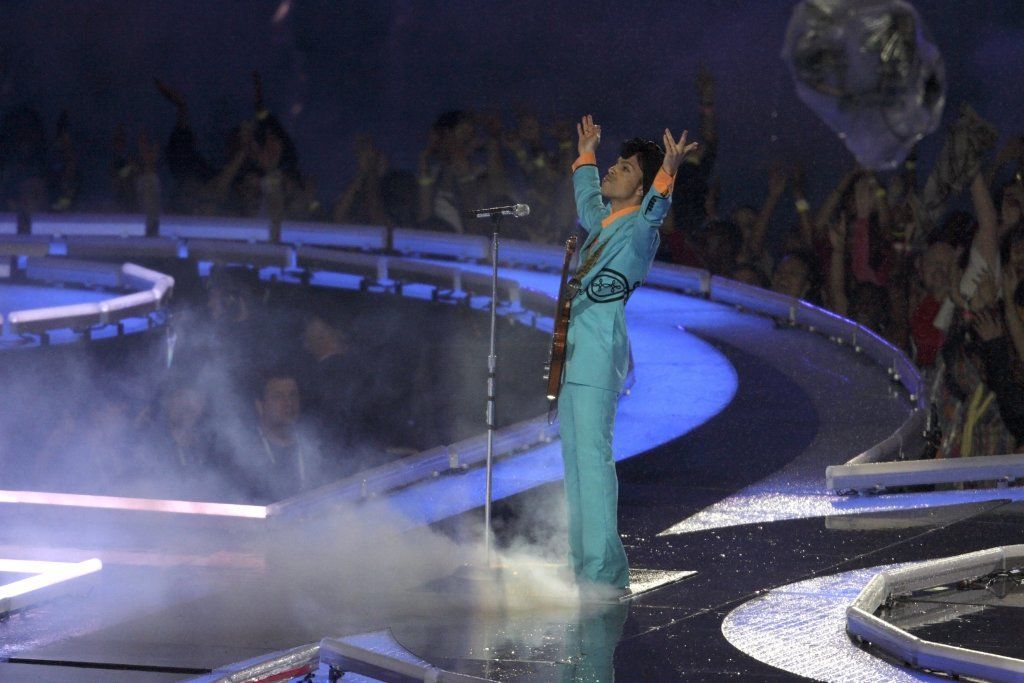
[564,154,674,393]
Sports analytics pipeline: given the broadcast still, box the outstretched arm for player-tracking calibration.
[828,213,849,316]
[696,64,717,153]
[154,78,189,128]
[987,134,1024,186]
[633,129,699,251]
[577,114,601,156]
[815,166,858,233]
[739,163,784,263]
[971,172,1001,270]
[661,128,700,177]
[571,114,608,232]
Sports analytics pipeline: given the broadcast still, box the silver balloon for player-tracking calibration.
[782,0,945,170]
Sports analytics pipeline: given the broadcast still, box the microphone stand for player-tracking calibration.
[431,206,528,593]
[483,212,501,568]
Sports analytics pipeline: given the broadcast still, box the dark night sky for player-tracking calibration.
[2,0,1023,212]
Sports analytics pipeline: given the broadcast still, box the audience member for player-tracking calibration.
[771,250,817,302]
[416,110,482,233]
[144,377,226,474]
[332,134,389,225]
[301,311,367,457]
[671,64,718,235]
[246,368,326,502]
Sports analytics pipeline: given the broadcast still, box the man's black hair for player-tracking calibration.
[620,138,665,195]
[255,364,300,400]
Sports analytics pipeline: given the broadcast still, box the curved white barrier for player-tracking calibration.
[5,259,174,339]
[847,545,1024,683]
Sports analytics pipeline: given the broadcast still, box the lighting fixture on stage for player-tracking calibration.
[827,452,1024,495]
[0,557,102,617]
[0,489,267,518]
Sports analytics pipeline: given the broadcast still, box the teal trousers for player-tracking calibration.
[560,602,629,682]
[559,382,629,589]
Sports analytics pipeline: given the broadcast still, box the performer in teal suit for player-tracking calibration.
[561,114,698,594]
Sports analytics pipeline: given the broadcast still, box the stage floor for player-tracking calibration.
[2,274,1019,682]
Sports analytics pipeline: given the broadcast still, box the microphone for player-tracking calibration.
[467,203,531,219]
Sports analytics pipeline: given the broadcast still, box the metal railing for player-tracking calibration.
[3,259,174,341]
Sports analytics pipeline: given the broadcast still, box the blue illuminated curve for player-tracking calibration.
[0,284,153,344]
[0,284,110,317]
[380,263,739,527]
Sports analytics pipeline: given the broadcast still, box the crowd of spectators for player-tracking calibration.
[19,268,398,503]
[3,66,1023,467]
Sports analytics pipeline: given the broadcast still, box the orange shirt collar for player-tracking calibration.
[601,205,639,228]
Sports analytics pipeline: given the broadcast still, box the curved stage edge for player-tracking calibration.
[376,265,740,528]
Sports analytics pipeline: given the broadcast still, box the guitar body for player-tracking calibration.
[544,235,579,402]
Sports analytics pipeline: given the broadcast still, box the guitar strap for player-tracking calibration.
[568,232,611,296]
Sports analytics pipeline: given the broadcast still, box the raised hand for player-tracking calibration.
[972,308,1005,342]
[948,263,967,310]
[661,129,699,176]
[829,212,848,252]
[972,267,999,311]
[891,200,917,249]
[854,173,874,219]
[576,114,601,156]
